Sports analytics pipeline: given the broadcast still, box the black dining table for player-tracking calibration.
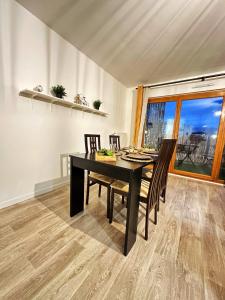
[70,153,151,256]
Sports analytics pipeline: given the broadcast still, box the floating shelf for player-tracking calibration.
[19,89,109,117]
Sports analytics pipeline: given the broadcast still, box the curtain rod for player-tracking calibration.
[138,72,225,89]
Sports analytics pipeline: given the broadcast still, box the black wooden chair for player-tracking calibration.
[85,134,101,154]
[109,134,126,204]
[109,134,121,150]
[109,139,176,240]
[142,139,176,204]
[84,134,114,217]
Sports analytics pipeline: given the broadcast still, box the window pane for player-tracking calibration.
[144,102,176,149]
[174,97,223,176]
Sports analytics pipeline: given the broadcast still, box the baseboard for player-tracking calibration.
[169,173,224,186]
[0,176,70,209]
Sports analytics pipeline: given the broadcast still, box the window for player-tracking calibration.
[144,101,176,149]
[143,91,225,182]
[174,97,223,176]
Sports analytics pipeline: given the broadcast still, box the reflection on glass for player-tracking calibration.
[175,97,223,176]
[219,144,225,180]
[144,102,176,149]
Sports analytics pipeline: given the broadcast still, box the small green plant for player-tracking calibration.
[98,148,113,156]
[93,99,102,110]
[51,85,67,99]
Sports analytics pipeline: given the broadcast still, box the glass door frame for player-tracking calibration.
[147,89,225,183]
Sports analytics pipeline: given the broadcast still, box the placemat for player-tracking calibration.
[127,153,152,160]
[141,150,159,155]
[121,154,153,163]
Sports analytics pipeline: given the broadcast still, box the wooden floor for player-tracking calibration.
[0,176,225,300]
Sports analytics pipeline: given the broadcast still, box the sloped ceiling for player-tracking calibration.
[16,0,225,87]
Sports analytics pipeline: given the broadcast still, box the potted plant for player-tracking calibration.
[51,85,67,99]
[93,99,102,110]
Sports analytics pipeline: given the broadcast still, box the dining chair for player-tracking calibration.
[109,139,176,240]
[84,134,101,153]
[109,134,121,150]
[84,134,114,218]
[142,139,176,204]
[109,134,126,203]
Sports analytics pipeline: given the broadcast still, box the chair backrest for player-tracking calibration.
[147,139,177,208]
[161,139,177,190]
[84,134,101,153]
[109,135,120,150]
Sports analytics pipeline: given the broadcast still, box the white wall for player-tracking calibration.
[0,0,132,208]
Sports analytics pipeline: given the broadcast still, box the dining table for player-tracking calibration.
[70,152,153,256]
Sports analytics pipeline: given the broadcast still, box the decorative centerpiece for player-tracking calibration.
[95,148,116,161]
[51,85,67,99]
[93,99,102,110]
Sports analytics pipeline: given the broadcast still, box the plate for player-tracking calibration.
[142,150,159,155]
[121,154,153,163]
[139,151,158,156]
[126,153,152,160]
[115,151,122,156]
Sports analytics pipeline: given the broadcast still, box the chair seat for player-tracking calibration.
[142,169,153,179]
[111,179,150,198]
[89,172,114,184]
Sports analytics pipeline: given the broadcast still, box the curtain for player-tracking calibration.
[133,86,143,146]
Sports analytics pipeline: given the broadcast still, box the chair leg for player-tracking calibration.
[145,205,149,240]
[154,205,157,225]
[109,189,114,224]
[157,199,160,211]
[107,187,111,218]
[98,184,102,197]
[162,187,166,203]
[122,195,125,204]
[86,178,90,205]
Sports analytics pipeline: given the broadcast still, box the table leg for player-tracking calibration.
[124,169,142,256]
[70,158,84,217]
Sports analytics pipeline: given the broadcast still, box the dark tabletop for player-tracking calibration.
[70,153,152,171]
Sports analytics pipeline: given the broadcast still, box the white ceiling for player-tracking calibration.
[16,0,225,87]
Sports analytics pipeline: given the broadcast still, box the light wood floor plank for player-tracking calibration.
[0,176,224,299]
[0,233,45,269]
[3,239,84,300]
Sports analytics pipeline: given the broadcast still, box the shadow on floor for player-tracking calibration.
[38,185,124,254]
[38,185,148,254]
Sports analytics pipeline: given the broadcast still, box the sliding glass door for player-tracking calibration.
[174,97,223,176]
[144,90,225,182]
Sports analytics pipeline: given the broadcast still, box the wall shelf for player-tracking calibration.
[19,89,109,117]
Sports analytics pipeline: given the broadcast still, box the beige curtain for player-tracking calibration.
[133,85,143,146]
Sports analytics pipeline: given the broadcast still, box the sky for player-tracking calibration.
[180,97,223,133]
[149,97,224,135]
